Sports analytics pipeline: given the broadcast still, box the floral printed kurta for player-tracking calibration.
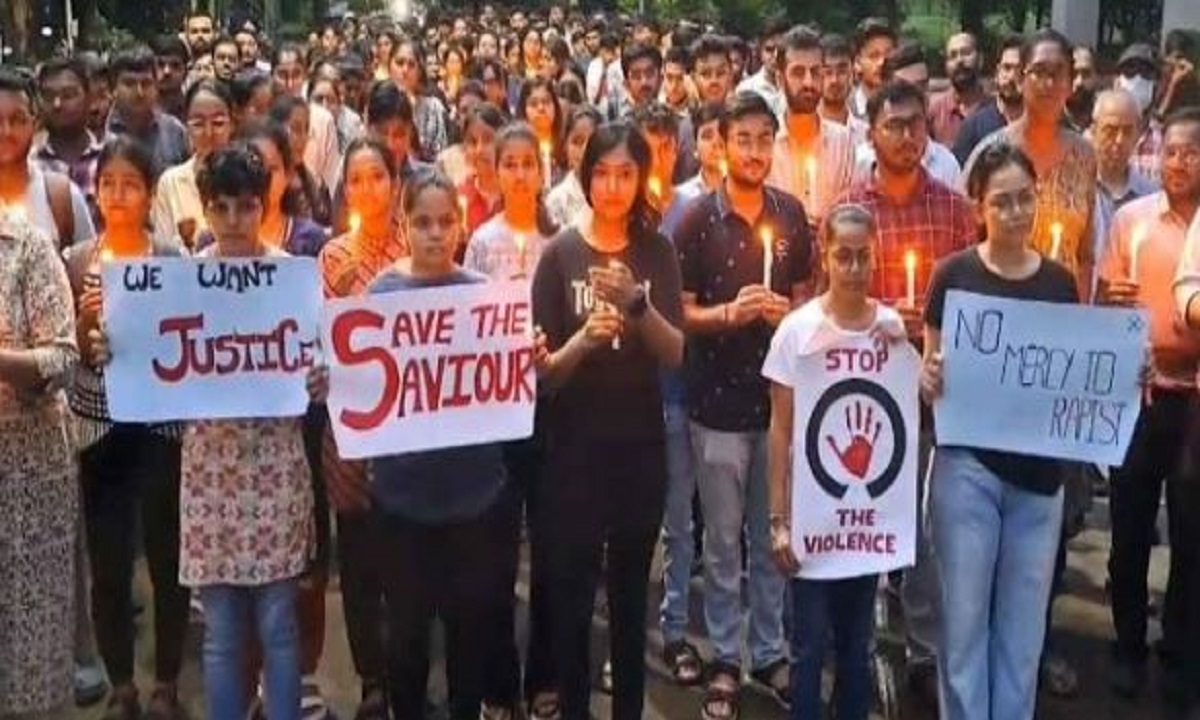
[0,214,79,715]
[178,246,313,587]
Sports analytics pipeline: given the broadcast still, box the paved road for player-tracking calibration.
[76,499,1177,719]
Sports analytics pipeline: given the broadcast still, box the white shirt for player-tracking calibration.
[546,172,592,230]
[1,162,96,247]
[853,140,962,188]
[767,118,856,223]
[586,57,626,119]
[737,69,786,125]
[304,102,341,195]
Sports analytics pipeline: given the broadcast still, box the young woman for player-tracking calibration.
[268,95,333,226]
[91,144,328,720]
[367,168,521,720]
[521,28,544,79]
[546,105,601,228]
[319,138,409,720]
[517,77,562,181]
[531,121,684,720]
[462,122,559,719]
[373,31,399,81]
[922,143,1078,720]
[764,204,901,720]
[437,80,487,188]
[152,79,234,248]
[67,137,189,720]
[453,103,503,241]
[390,38,449,161]
[441,43,467,101]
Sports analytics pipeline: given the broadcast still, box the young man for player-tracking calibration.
[273,43,341,195]
[211,36,242,84]
[817,33,868,145]
[1115,43,1166,182]
[32,57,105,223]
[586,32,625,121]
[928,32,985,147]
[622,43,664,117]
[105,46,190,177]
[850,17,896,118]
[767,25,854,225]
[1112,108,1200,710]
[183,11,215,57]
[661,46,694,117]
[676,91,815,720]
[952,34,1024,165]
[674,34,734,183]
[1066,45,1099,133]
[151,34,189,121]
[677,101,726,203]
[736,17,790,124]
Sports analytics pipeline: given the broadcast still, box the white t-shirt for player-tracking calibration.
[0,163,96,247]
[762,298,905,390]
[462,214,552,282]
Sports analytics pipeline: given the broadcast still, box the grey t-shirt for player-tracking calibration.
[366,266,508,523]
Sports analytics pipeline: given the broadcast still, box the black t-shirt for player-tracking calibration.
[952,100,1007,166]
[532,227,684,445]
[925,246,1079,495]
[677,186,815,432]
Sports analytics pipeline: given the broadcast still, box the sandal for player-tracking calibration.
[750,658,791,710]
[528,692,561,720]
[662,640,704,686]
[701,665,741,720]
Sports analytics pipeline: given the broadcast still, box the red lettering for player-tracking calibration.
[332,309,399,431]
[153,315,206,382]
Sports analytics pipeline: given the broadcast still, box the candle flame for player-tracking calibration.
[539,140,552,157]
[904,249,917,271]
[1050,221,1064,237]
[648,176,663,198]
[514,232,526,253]
[805,156,817,176]
[718,158,729,178]
[760,226,774,249]
[99,248,114,262]
[1131,222,1147,247]
[348,212,362,234]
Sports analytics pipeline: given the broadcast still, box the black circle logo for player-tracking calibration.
[804,378,905,500]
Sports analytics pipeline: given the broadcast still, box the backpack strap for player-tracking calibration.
[43,170,76,249]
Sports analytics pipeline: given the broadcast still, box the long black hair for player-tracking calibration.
[493,122,559,239]
[236,119,304,216]
[578,120,660,239]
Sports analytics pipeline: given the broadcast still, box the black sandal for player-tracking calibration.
[701,665,741,720]
[662,640,705,686]
[750,658,791,710]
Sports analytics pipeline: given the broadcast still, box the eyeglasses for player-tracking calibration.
[876,115,927,138]
[729,134,774,152]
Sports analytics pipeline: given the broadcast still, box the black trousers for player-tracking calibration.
[379,485,520,720]
[337,508,389,689]
[487,427,554,708]
[80,426,188,686]
[1164,394,1200,676]
[537,437,666,720]
[1109,389,1192,663]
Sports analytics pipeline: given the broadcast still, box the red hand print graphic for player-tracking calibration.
[825,400,882,480]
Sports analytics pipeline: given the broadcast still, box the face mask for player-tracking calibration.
[1116,75,1155,113]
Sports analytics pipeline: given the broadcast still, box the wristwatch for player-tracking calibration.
[626,286,649,319]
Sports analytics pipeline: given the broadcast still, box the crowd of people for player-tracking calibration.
[1,5,1200,720]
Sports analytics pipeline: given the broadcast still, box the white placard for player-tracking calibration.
[323,280,536,459]
[935,290,1148,466]
[102,257,321,422]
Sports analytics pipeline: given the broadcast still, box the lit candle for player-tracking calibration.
[99,248,114,263]
[804,155,817,208]
[1129,222,1147,280]
[540,140,553,191]
[348,212,362,236]
[458,196,469,233]
[647,176,663,202]
[608,259,622,350]
[1049,221,1064,261]
[761,226,774,287]
[904,249,917,308]
[718,157,729,179]
[514,232,527,274]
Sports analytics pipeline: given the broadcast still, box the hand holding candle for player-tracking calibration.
[904,249,917,308]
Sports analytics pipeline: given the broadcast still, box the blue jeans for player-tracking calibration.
[789,575,876,720]
[931,448,1062,720]
[659,402,696,644]
[690,423,786,670]
[199,580,301,720]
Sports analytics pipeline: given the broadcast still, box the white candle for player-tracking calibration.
[1050,221,1064,261]
[458,196,469,233]
[608,259,622,350]
[540,141,553,191]
[804,156,817,209]
[648,176,663,203]
[761,226,774,287]
[1129,222,1147,280]
[904,249,917,308]
[514,232,527,274]
[718,157,729,178]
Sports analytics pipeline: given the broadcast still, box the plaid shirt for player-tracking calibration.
[834,169,978,306]
[29,130,104,223]
[1131,122,1163,183]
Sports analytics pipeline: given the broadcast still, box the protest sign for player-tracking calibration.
[935,290,1148,466]
[102,256,322,422]
[790,336,920,580]
[323,280,536,459]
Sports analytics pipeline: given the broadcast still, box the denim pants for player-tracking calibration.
[199,580,301,720]
[901,427,940,667]
[660,402,697,645]
[931,448,1062,720]
[789,575,877,720]
[690,423,786,670]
